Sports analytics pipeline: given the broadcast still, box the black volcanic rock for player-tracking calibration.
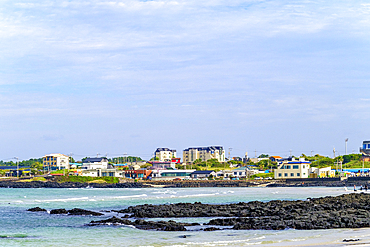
[88,217,187,231]
[50,208,68,214]
[48,208,103,216]
[68,208,104,216]
[27,207,47,212]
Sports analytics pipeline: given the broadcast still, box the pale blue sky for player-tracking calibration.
[1,0,370,161]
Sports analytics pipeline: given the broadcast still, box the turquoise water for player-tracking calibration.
[1,186,369,246]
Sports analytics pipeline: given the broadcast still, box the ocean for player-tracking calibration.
[0,186,369,246]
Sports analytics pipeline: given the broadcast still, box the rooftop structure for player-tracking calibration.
[360,141,370,155]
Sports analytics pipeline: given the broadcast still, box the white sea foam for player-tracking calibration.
[111,194,148,199]
[173,193,219,198]
[152,190,177,194]
[34,197,89,202]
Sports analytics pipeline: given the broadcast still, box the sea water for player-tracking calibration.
[1,186,369,247]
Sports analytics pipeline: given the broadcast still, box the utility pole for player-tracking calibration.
[290,150,292,157]
[345,138,348,155]
[69,153,74,163]
[97,153,100,158]
[14,157,19,178]
[363,158,365,176]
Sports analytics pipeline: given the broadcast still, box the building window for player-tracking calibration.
[278,173,282,177]
[284,173,288,177]
[293,165,299,169]
[290,173,294,177]
[297,173,300,176]
[287,165,291,169]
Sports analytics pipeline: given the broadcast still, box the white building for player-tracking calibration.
[81,158,109,170]
[155,148,177,162]
[274,158,311,179]
[233,167,247,177]
[216,170,234,178]
[150,169,196,180]
[43,153,70,171]
[309,167,335,178]
[80,168,123,177]
[183,146,225,163]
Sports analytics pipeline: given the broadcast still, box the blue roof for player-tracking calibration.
[343,168,370,172]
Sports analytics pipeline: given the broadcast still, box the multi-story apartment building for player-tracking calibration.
[274,157,310,179]
[154,148,176,161]
[43,153,70,171]
[183,146,225,163]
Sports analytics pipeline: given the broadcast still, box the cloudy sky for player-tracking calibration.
[1,0,370,161]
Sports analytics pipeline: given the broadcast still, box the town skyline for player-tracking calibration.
[0,140,365,162]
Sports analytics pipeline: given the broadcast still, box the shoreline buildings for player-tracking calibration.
[154,148,177,162]
[43,153,70,171]
[183,146,225,163]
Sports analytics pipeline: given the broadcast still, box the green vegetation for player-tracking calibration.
[54,176,119,184]
[228,160,244,166]
[110,156,143,163]
[304,154,370,169]
[250,172,274,179]
[191,159,230,171]
[50,169,66,174]
[140,163,153,169]
[0,158,43,167]
[254,160,277,170]
[18,177,47,182]
[30,162,43,175]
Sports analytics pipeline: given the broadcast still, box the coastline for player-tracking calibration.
[0,179,361,188]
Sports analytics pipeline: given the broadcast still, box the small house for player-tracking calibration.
[190,170,216,179]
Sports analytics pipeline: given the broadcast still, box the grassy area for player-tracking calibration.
[250,172,274,179]
[18,177,47,182]
[54,176,119,184]
[87,179,107,184]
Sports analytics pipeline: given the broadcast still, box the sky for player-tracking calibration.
[1,0,370,161]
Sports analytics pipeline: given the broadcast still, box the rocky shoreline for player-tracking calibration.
[0,180,147,188]
[27,193,370,231]
[0,179,357,188]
